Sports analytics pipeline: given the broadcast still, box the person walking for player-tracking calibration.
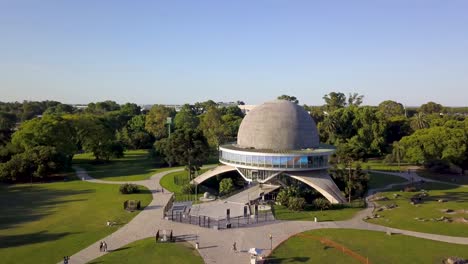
[232,242,237,253]
[99,241,103,252]
[103,241,108,252]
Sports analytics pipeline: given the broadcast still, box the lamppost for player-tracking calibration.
[269,234,272,250]
[166,117,172,138]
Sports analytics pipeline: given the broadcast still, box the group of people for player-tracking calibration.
[62,256,70,264]
[99,241,108,252]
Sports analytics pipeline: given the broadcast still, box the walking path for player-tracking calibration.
[66,168,468,264]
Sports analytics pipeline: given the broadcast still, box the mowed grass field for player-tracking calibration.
[73,150,184,181]
[268,229,468,264]
[0,180,152,264]
[160,169,211,202]
[89,239,203,264]
[366,182,468,237]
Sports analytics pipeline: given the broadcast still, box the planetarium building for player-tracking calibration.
[193,100,346,204]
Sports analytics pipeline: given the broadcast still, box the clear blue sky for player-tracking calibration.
[1,0,467,106]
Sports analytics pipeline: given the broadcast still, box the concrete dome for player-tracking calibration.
[237,100,320,150]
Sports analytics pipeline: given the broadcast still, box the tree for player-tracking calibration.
[219,178,234,196]
[277,95,299,104]
[120,103,141,116]
[347,93,364,107]
[410,112,429,131]
[0,112,17,145]
[378,100,405,119]
[199,106,226,148]
[323,92,346,111]
[12,115,77,163]
[174,104,199,131]
[334,141,367,202]
[194,100,217,115]
[0,146,68,182]
[71,115,123,161]
[156,129,209,180]
[145,105,175,139]
[118,115,153,149]
[86,100,121,114]
[399,126,468,171]
[419,101,444,114]
[392,141,405,171]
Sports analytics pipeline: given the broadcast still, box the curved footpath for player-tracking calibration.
[66,169,468,264]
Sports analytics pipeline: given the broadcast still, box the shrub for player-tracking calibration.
[119,183,140,194]
[287,197,306,211]
[313,198,331,211]
[219,178,235,196]
[181,183,195,194]
[276,189,290,206]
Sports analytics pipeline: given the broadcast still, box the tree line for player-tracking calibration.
[1,94,467,183]
[0,100,243,182]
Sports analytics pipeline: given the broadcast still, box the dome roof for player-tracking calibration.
[236,100,320,151]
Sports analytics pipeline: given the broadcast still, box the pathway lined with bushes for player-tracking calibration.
[67,168,468,264]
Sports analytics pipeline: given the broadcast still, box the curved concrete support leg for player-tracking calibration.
[285,171,347,204]
[191,165,237,185]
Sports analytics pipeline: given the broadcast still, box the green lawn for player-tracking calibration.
[273,203,362,222]
[73,150,182,181]
[0,180,152,264]
[89,239,203,264]
[268,229,468,264]
[366,182,468,237]
[358,159,416,172]
[368,172,408,190]
[160,169,210,202]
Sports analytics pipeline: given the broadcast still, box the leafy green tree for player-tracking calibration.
[199,106,226,148]
[86,100,121,114]
[219,178,235,195]
[0,112,17,145]
[12,115,77,163]
[352,106,386,156]
[277,95,299,104]
[71,115,123,161]
[419,101,444,114]
[156,129,209,179]
[399,126,468,171]
[378,100,405,119]
[174,104,199,131]
[120,103,141,116]
[410,112,429,131]
[323,92,346,111]
[347,93,364,107]
[334,142,368,202]
[194,100,217,115]
[43,103,76,116]
[0,146,68,182]
[145,105,175,139]
[392,141,405,171]
[118,115,153,149]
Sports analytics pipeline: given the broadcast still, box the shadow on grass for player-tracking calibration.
[73,152,162,180]
[0,231,76,248]
[0,184,94,230]
[266,257,310,263]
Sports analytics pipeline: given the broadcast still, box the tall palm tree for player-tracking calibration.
[392,141,405,172]
[410,112,429,131]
